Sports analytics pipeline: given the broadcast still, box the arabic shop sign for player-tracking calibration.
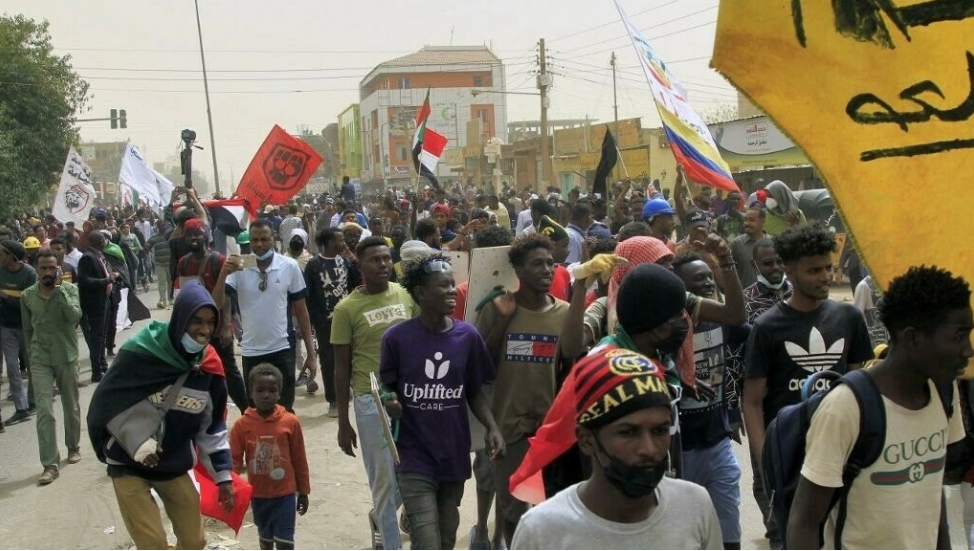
[712,0,974,300]
[708,116,808,170]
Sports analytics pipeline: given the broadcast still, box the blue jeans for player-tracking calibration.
[252,494,296,549]
[1,326,28,411]
[354,394,402,549]
[682,437,742,544]
[397,473,464,550]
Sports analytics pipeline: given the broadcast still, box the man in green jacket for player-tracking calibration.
[21,249,83,485]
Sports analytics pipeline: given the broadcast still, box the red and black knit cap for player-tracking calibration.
[574,347,672,429]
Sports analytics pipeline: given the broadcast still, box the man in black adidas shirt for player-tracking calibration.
[742,224,872,549]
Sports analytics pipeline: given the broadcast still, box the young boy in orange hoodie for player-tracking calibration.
[231,364,310,549]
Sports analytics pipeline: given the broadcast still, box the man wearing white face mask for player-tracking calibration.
[213,220,316,412]
[742,237,791,325]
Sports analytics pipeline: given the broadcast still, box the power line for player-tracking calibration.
[570,20,717,61]
[554,6,717,57]
[547,0,687,43]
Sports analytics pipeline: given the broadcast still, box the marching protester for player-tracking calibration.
[332,236,416,550]
[789,266,970,549]
[0,239,36,424]
[87,280,234,550]
[231,364,311,550]
[742,224,873,549]
[213,219,317,412]
[380,253,505,550]
[21,249,83,484]
[305,227,361,416]
[77,231,115,383]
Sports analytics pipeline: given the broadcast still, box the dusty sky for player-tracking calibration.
[5,0,733,193]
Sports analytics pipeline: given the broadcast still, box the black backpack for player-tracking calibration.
[762,369,954,549]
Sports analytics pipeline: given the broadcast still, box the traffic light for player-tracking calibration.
[110,109,118,129]
[119,109,127,129]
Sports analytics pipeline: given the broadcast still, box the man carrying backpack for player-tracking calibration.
[788,266,970,549]
[742,224,873,549]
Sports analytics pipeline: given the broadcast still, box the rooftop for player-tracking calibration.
[378,46,501,68]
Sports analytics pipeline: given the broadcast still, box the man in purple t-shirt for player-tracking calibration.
[380,253,505,550]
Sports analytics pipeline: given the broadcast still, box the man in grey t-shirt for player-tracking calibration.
[510,346,721,550]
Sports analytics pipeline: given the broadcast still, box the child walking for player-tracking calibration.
[231,364,310,549]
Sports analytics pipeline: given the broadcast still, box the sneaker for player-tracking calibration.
[67,448,82,464]
[157,301,166,309]
[469,526,491,550]
[327,402,339,418]
[6,410,31,425]
[305,380,319,395]
[106,349,115,358]
[38,465,59,485]
[295,369,309,387]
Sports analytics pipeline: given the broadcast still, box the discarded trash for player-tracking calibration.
[104,526,115,535]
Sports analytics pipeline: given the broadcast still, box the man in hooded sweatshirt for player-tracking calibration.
[87,280,234,549]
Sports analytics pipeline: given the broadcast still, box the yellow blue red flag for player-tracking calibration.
[615,0,738,192]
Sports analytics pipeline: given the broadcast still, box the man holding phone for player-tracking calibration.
[21,250,83,485]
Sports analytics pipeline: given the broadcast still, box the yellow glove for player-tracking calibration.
[570,254,629,287]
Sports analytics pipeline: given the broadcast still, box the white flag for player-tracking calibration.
[52,148,97,225]
[118,142,175,207]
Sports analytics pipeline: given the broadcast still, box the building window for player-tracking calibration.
[476,109,488,123]
[399,146,409,161]
[473,75,483,87]
[398,77,410,89]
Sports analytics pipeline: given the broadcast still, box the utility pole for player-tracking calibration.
[194,0,221,196]
[611,51,620,181]
[538,38,551,192]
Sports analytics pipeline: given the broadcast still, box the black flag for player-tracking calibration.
[592,127,618,198]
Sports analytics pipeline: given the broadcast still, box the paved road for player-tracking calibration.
[0,282,969,549]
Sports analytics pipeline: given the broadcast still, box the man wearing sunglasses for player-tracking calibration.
[213,219,316,412]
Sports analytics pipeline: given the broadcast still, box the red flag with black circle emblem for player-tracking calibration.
[234,125,322,206]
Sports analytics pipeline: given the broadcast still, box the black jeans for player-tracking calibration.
[750,451,780,546]
[82,302,109,378]
[105,289,121,353]
[212,337,248,415]
[242,347,296,411]
[313,320,337,404]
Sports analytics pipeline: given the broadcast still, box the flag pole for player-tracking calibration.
[615,146,630,178]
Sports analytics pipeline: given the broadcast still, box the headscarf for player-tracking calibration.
[607,236,675,329]
[763,180,800,217]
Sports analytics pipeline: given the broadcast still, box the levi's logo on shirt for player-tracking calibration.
[505,333,558,364]
[363,304,409,327]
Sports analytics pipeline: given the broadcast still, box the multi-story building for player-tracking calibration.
[78,141,126,201]
[359,46,508,187]
[337,104,362,182]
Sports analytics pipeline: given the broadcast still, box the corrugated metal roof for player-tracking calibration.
[378,46,501,68]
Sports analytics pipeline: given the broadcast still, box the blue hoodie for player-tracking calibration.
[88,280,232,483]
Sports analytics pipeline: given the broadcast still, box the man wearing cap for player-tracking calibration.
[175,219,248,414]
[716,190,745,242]
[23,236,41,268]
[677,208,727,292]
[510,345,722,549]
[0,240,37,424]
[641,197,678,253]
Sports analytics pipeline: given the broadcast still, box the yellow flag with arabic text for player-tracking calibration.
[713,0,974,372]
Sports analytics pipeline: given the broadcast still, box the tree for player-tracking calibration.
[296,126,338,180]
[0,15,90,217]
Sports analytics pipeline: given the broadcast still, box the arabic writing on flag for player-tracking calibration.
[615,0,737,192]
[52,148,97,225]
[235,125,322,207]
[118,142,175,207]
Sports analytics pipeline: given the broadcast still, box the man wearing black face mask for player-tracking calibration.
[510,346,722,549]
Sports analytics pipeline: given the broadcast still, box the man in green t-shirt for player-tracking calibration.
[331,236,417,550]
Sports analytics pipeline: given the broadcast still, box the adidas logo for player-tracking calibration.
[785,327,845,373]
